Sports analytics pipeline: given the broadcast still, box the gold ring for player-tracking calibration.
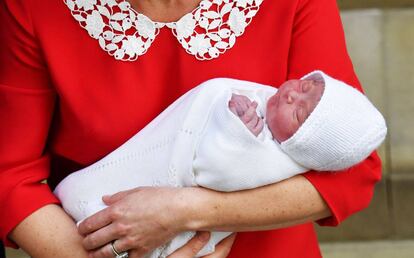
[111,241,129,258]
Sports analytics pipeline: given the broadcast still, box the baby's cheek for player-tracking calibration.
[268,111,295,142]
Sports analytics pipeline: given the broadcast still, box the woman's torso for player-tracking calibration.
[30,0,322,256]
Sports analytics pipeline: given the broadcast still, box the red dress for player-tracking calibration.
[0,0,382,256]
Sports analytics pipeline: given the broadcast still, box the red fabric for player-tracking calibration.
[0,0,382,256]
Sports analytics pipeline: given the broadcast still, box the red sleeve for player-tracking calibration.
[286,0,383,226]
[0,0,60,247]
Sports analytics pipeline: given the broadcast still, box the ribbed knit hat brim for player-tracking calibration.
[280,71,387,171]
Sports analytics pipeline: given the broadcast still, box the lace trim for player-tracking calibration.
[64,0,264,61]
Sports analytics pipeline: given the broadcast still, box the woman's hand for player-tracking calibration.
[78,176,330,258]
[167,232,236,258]
[78,187,193,258]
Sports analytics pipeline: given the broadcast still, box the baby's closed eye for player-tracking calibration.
[295,107,309,124]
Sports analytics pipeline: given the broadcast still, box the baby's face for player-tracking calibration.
[266,79,324,142]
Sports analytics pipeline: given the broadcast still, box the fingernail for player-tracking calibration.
[198,232,210,241]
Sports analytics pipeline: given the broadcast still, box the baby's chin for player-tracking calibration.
[272,128,297,143]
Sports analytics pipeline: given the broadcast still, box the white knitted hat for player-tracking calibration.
[280,71,387,171]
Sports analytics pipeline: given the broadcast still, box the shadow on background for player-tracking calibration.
[1,242,5,258]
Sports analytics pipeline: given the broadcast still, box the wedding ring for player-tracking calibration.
[110,241,129,258]
[116,252,129,258]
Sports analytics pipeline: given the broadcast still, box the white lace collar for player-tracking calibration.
[64,0,264,61]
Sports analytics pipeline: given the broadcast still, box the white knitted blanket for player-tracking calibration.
[54,78,307,258]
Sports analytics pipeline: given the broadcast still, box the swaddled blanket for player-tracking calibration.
[54,78,307,257]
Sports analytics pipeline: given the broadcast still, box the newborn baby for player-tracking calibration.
[229,78,324,141]
[54,71,387,258]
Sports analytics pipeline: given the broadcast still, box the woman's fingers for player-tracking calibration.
[102,189,136,205]
[78,206,124,238]
[82,223,120,250]
[128,249,146,258]
[166,231,211,258]
[87,240,147,258]
[88,240,145,258]
[81,187,195,257]
[78,206,117,236]
[201,233,237,258]
[87,232,234,258]
[88,243,118,258]
[81,189,142,237]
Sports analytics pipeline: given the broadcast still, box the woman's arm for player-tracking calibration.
[78,177,330,256]
[11,177,315,258]
[79,0,382,256]
[100,175,330,232]
[182,175,330,232]
[10,204,88,258]
[0,1,87,256]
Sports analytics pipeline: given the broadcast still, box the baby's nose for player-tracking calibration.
[286,90,298,104]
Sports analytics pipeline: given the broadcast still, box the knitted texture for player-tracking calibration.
[281,71,387,171]
[54,78,306,258]
[54,73,386,257]
[193,84,306,191]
